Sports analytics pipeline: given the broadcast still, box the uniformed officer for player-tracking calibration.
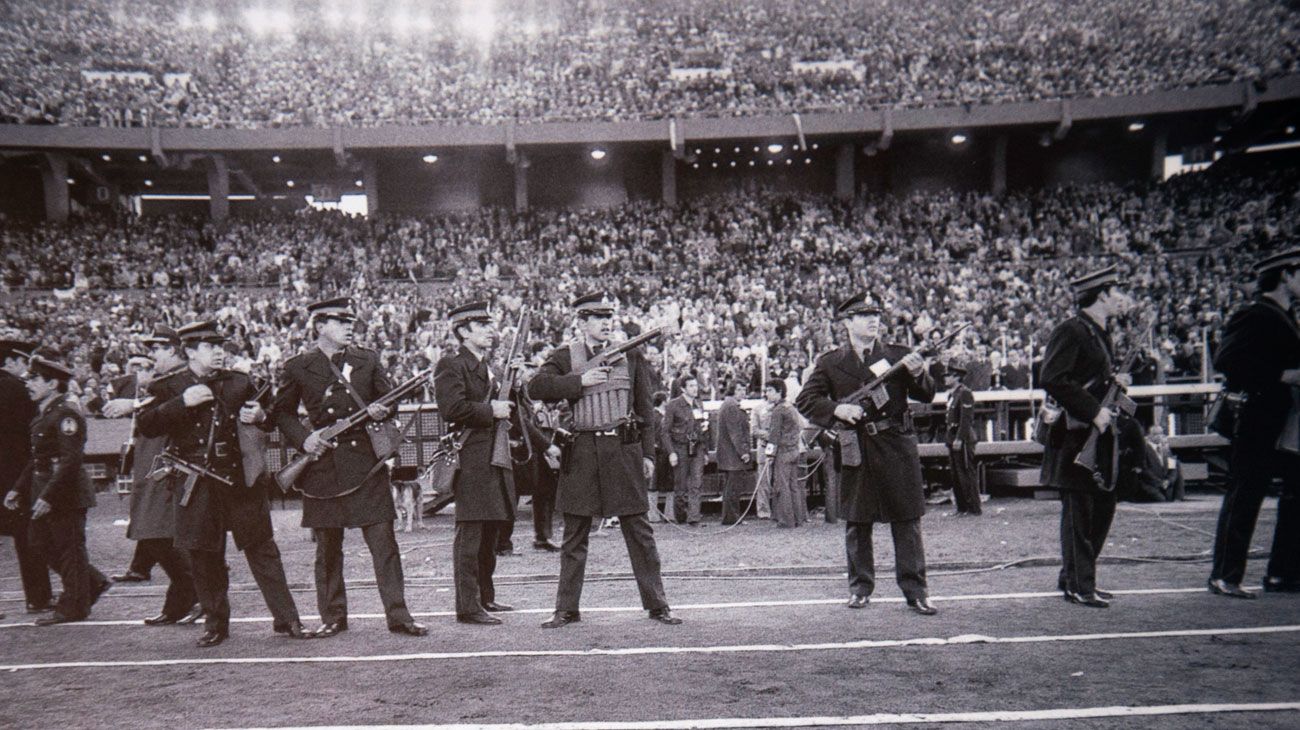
[433,301,520,624]
[1208,246,1300,597]
[0,339,53,614]
[527,292,681,628]
[795,293,938,616]
[137,321,308,647]
[269,297,426,638]
[943,364,981,516]
[102,326,200,625]
[4,356,109,625]
[1039,266,1134,608]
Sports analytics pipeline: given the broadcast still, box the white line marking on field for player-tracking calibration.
[0,586,1218,630]
[2,624,1296,672]
[212,701,1300,729]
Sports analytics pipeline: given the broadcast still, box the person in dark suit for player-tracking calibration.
[4,356,109,625]
[759,380,803,528]
[1039,266,1134,608]
[943,364,981,516]
[137,321,308,647]
[1209,246,1300,597]
[661,374,706,524]
[527,292,680,628]
[795,292,938,616]
[433,301,520,624]
[647,391,675,522]
[269,297,426,638]
[715,380,752,525]
[0,339,53,614]
[102,327,200,625]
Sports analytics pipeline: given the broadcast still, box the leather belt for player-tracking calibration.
[577,428,620,437]
[860,412,914,436]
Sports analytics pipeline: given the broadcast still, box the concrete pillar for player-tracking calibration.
[1150,129,1167,181]
[206,154,230,223]
[661,150,677,207]
[362,158,380,215]
[835,144,855,201]
[991,134,1008,196]
[514,152,529,212]
[40,153,70,223]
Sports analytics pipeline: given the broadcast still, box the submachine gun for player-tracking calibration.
[1073,348,1139,491]
[491,309,533,469]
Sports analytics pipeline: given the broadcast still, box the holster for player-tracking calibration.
[618,420,643,446]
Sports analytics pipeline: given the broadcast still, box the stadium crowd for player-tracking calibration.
[2,158,1292,412]
[1,0,1297,128]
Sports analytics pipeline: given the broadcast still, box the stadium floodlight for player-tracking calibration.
[422,154,439,163]
[1128,121,1146,132]
[950,133,968,145]
[590,148,607,161]
[767,143,783,154]
[805,158,812,164]
[66,178,75,185]
[812,143,819,150]
[733,147,740,153]
[714,147,721,154]
[144,179,154,187]
[272,155,281,163]
[101,154,111,162]
[1288,126,1297,135]
[711,162,718,168]
[355,179,363,187]
[286,180,295,187]
[138,155,148,162]
[200,11,218,30]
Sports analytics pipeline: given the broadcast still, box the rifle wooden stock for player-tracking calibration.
[571,328,663,375]
[275,368,433,492]
[492,310,531,469]
[1073,349,1141,489]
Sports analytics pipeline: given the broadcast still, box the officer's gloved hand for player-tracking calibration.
[182,384,215,407]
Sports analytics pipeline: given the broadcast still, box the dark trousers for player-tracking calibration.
[1058,489,1117,595]
[532,469,557,542]
[135,537,197,618]
[127,540,157,576]
[949,448,981,514]
[11,517,52,607]
[191,536,299,633]
[454,520,503,616]
[720,470,748,525]
[313,521,413,628]
[30,509,106,620]
[555,512,669,613]
[845,519,928,601]
[1211,448,1300,585]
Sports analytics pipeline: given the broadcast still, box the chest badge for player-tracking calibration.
[60,417,79,435]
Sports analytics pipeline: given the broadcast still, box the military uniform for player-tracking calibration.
[795,293,936,610]
[1039,267,1124,604]
[269,297,420,636]
[944,371,980,515]
[0,340,52,611]
[1209,247,1300,594]
[433,306,517,621]
[527,292,676,626]
[137,322,303,645]
[7,357,108,623]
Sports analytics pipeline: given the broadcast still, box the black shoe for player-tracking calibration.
[111,570,150,583]
[26,601,54,614]
[312,619,349,638]
[456,613,502,625]
[541,611,581,629]
[1262,576,1300,593]
[1207,579,1255,599]
[1094,589,1114,600]
[907,597,938,616]
[34,613,78,626]
[274,621,311,639]
[533,540,561,552]
[197,629,228,648]
[495,548,520,557]
[389,621,429,636]
[144,612,182,626]
[1065,591,1110,608]
[649,608,682,625]
[176,605,204,626]
[847,595,870,609]
[483,601,515,612]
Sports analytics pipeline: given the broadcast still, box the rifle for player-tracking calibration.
[1073,348,1140,490]
[572,328,664,375]
[115,377,142,496]
[275,368,433,492]
[146,452,234,507]
[492,309,532,469]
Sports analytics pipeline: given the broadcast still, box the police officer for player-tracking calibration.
[102,326,201,625]
[433,302,520,624]
[0,339,53,614]
[270,298,426,638]
[527,292,680,628]
[943,364,981,516]
[1209,246,1300,597]
[795,293,938,616]
[137,321,308,647]
[1039,266,1134,608]
[4,356,109,625]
